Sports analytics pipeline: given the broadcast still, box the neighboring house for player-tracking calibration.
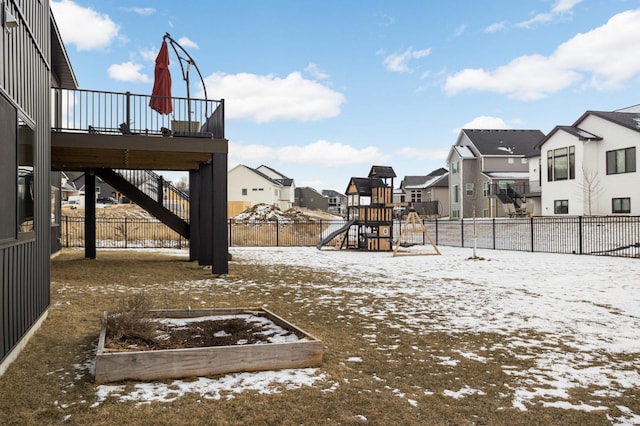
[295,187,329,211]
[228,164,295,211]
[321,189,347,216]
[72,174,119,202]
[447,129,544,219]
[536,107,640,216]
[400,167,449,217]
[1,5,77,374]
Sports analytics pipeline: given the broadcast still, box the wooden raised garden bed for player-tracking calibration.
[95,307,323,384]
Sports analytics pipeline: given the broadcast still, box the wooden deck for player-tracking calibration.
[51,131,227,171]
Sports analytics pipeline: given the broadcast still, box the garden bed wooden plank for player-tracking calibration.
[94,307,323,384]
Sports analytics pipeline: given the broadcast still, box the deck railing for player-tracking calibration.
[51,88,224,138]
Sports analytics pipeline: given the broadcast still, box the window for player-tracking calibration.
[0,93,17,240]
[410,189,422,203]
[465,183,474,196]
[554,199,569,214]
[606,147,636,175]
[483,209,489,218]
[451,162,459,174]
[547,146,575,181]
[508,158,514,164]
[18,118,35,233]
[612,198,631,214]
[483,181,490,197]
[452,210,460,219]
[241,188,247,196]
[51,184,60,225]
[452,185,459,203]
[521,158,528,164]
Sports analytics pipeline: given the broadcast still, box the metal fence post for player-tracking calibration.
[579,216,583,255]
[492,218,496,250]
[124,217,128,249]
[461,218,464,248]
[228,219,232,248]
[530,216,534,252]
[435,218,439,245]
[276,219,279,247]
[65,216,69,247]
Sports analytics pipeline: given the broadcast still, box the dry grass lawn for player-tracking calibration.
[0,249,627,425]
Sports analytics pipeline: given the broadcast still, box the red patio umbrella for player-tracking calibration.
[149,40,173,115]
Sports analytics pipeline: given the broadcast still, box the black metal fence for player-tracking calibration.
[61,216,640,258]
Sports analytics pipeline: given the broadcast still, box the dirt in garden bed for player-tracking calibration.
[105,317,301,351]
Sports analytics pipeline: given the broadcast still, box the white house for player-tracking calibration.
[228,164,295,211]
[537,108,639,216]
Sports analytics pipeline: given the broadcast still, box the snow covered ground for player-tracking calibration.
[92,246,640,424]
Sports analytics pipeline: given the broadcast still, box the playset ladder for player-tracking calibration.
[334,230,348,250]
[393,211,441,256]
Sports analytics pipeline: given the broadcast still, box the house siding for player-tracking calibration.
[541,115,640,215]
[1,0,52,366]
[228,165,293,210]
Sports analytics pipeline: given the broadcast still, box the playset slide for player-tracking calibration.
[316,219,356,250]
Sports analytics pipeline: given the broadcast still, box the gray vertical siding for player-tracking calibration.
[1,0,52,363]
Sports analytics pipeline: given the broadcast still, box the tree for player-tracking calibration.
[173,176,189,193]
[465,179,484,258]
[579,167,602,215]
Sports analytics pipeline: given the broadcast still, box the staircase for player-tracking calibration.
[495,186,523,208]
[95,169,190,238]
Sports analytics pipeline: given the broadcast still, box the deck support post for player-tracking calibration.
[189,169,200,262]
[211,153,228,274]
[85,170,96,259]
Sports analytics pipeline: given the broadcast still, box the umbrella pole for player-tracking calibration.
[163,33,209,127]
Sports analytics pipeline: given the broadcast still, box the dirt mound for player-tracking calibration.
[62,203,154,219]
[234,203,310,222]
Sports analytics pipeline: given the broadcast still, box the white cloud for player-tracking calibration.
[51,0,119,51]
[445,9,640,100]
[516,0,583,28]
[484,21,506,33]
[455,24,466,37]
[457,116,513,131]
[396,147,450,161]
[229,142,275,163]
[107,62,152,83]
[202,72,346,123]
[278,140,389,167]
[230,140,388,167]
[123,7,156,16]
[305,63,330,80]
[140,47,158,62]
[383,48,432,73]
[178,37,199,49]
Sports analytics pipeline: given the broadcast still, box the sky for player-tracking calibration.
[58,245,640,424]
[51,0,640,192]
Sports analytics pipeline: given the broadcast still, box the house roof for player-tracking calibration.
[484,171,530,180]
[449,145,475,161]
[536,109,640,149]
[321,189,345,198]
[368,165,396,178]
[295,186,324,196]
[230,164,293,188]
[50,12,78,89]
[257,164,290,180]
[535,125,602,149]
[345,177,385,196]
[274,178,294,187]
[461,129,544,157]
[402,167,449,189]
[575,110,640,133]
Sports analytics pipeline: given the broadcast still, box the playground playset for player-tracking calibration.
[317,165,439,255]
